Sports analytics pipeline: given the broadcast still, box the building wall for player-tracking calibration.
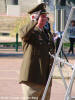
[0,0,41,33]
[18,0,39,14]
[0,0,40,15]
[0,0,6,14]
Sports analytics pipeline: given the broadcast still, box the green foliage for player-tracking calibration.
[10,14,31,37]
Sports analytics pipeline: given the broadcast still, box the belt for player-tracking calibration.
[39,40,46,45]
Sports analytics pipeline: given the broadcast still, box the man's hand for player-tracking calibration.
[30,11,41,21]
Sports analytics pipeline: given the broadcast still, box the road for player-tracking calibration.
[0,49,75,100]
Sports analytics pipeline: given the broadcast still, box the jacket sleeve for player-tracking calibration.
[19,15,37,40]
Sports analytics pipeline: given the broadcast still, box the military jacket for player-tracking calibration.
[19,14,54,85]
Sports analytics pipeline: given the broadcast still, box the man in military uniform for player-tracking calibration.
[19,3,55,100]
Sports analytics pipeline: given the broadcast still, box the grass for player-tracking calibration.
[0,42,22,47]
[63,43,70,47]
[63,43,75,47]
[0,42,75,48]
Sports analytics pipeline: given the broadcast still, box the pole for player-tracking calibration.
[16,33,18,52]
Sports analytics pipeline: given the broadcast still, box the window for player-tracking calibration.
[6,0,18,5]
[14,0,18,5]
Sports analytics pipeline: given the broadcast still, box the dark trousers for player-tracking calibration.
[56,37,61,52]
[69,38,75,54]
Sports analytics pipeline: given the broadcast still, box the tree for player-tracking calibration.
[57,0,66,6]
[60,0,66,6]
[67,0,75,4]
[55,0,66,6]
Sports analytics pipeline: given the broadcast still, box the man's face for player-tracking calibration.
[71,22,75,26]
[37,13,47,28]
